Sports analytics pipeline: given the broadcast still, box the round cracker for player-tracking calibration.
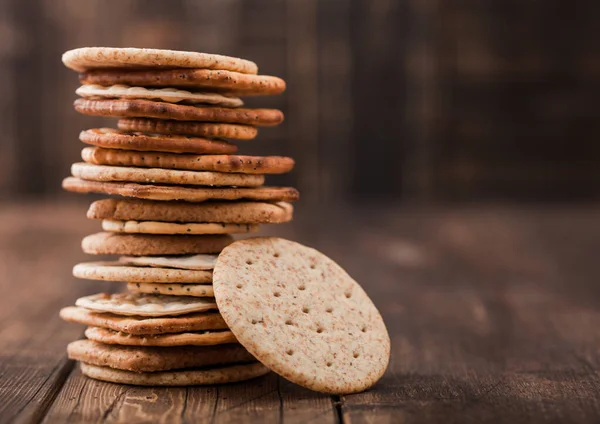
[80,362,269,386]
[73,261,212,283]
[128,282,214,297]
[80,68,285,96]
[212,237,390,395]
[75,292,217,317]
[59,306,227,335]
[71,163,265,187]
[88,199,293,224]
[82,232,232,256]
[83,147,295,175]
[103,220,258,235]
[74,99,283,126]
[119,254,217,270]
[118,118,257,140]
[85,326,236,346]
[76,84,243,107]
[80,128,238,154]
[62,47,258,74]
[68,340,255,373]
[63,177,300,203]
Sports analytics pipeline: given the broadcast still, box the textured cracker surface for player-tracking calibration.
[80,362,269,386]
[119,254,218,270]
[64,177,300,203]
[81,232,233,255]
[76,84,243,107]
[85,326,237,346]
[74,99,284,126]
[75,292,217,317]
[80,128,238,154]
[128,282,214,297]
[118,118,258,140]
[213,237,390,394]
[71,162,265,187]
[102,219,258,235]
[59,306,228,335]
[68,340,255,373]
[80,68,285,95]
[73,261,212,283]
[62,47,258,74]
[83,147,295,174]
[88,199,293,224]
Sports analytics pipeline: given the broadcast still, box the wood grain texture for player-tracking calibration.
[4,0,600,202]
[45,369,338,423]
[0,204,106,423]
[3,203,600,423]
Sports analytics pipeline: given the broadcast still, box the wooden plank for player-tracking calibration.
[4,203,600,422]
[332,206,600,423]
[44,367,338,423]
[0,203,103,423]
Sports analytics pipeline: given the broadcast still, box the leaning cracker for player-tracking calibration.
[81,232,232,256]
[76,84,243,107]
[62,47,258,74]
[85,326,236,346]
[80,128,238,154]
[83,147,295,175]
[80,68,285,95]
[103,220,259,235]
[119,254,217,270]
[213,237,390,395]
[59,306,228,335]
[128,282,214,297]
[73,261,212,283]
[80,362,269,386]
[118,118,257,140]
[75,293,217,317]
[88,199,293,224]
[75,99,283,126]
[64,177,300,203]
[71,163,265,187]
[68,340,255,373]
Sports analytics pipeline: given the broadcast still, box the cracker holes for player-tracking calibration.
[286,349,294,356]
[273,252,280,258]
[246,259,253,265]
[326,307,333,313]
[326,362,332,367]
[298,285,306,291]
[345,291,352,299]
[302,307,310,314]
[285,319,293,326]
[316,327,324,334]
[236,284,243,289]
[310,264,316,270]
[273,291,281,298]
[353,352,360,358]
[251,319,257,325]
[361,326,367,333]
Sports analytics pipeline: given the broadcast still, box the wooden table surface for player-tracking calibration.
[1,202,600,423]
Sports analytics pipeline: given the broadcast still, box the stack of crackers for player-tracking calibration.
[59,47,296,385]
[59,47,389,394]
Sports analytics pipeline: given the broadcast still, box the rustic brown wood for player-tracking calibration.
[2,203,600,423]
[0,203,100,423]
[44,370,338,423]
[3,0,600,202]
[328,206,600,423]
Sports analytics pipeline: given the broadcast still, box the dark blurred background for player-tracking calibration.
[0,0,599,205]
